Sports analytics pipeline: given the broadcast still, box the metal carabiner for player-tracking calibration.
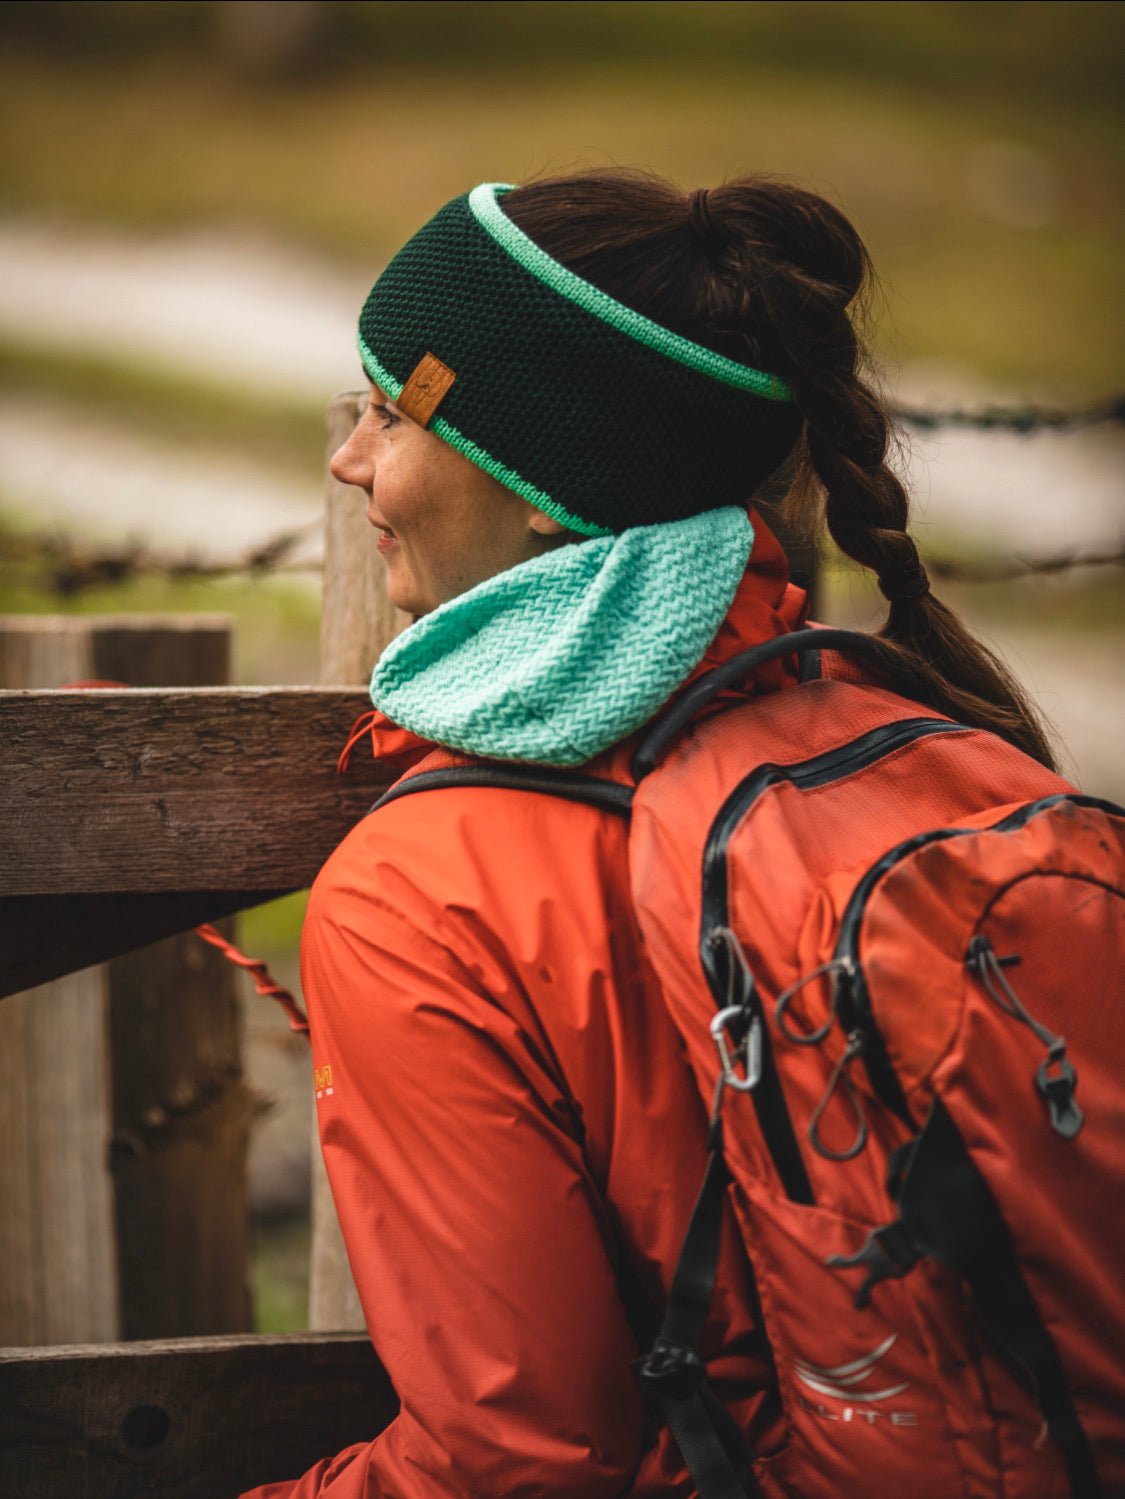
[710,1005,762,1093]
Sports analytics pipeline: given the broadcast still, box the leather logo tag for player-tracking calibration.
[396,352,457,428]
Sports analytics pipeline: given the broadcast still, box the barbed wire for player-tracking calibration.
[892,396,1125,433]
[2,396,1122,594]
[2,520,1121,597]
[0,523,320,596]
[926,542,1125,584]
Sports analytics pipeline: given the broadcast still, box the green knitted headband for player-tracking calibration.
[358,183,803,536]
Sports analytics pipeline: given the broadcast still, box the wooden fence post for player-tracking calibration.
[0,615,254,1344]
[1,620,119,1346]
[309,393,409,1332]
[319,391,409,686]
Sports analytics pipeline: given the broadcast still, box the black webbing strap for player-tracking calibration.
[833,1102,1100,1498]
[659,1382,750,1499]
[370,764,634,816]
[634,1141,753,1498]
[897,1102,1100,1499]
[631,627,916,779]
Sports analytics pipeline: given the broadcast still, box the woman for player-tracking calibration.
[246,173,1066,1499]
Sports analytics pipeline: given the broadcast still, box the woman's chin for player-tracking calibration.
[383,566,429,618]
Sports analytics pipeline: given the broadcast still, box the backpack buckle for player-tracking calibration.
[633,1341,708,1400]
[826,1219,921,1310]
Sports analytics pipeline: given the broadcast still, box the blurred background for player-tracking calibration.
[1,0,1121,1332]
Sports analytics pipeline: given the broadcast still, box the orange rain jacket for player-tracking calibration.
[245,522,810,1499]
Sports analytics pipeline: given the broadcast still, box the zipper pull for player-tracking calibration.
[774,955,855,1045]
[966,935,1084,1139]
[808,1029,869,1161]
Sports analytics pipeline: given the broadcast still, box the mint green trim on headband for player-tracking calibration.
[357,336,613,538]
[356,339,406,402]
[469,183,793,403]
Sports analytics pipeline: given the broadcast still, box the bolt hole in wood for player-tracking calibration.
[121,1402,172,1451]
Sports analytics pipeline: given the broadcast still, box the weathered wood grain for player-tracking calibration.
[0,620,127,1348]
[0,613,273,998]
[0,614,232,691]
[110,925,255,1341]
[0,687,393,895]
[319,390,411,685]
[0,1332,397,1498]
[0,616,258,1348]
[312,395,399,1334]
[0,963,119,1346]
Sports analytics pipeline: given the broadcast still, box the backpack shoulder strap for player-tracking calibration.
[371,762,634,817]
[632,627,915,779]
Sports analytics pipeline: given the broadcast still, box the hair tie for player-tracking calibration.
[878,564,931,605]
[688,187,721,247]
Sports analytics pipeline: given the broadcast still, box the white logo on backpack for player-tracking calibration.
[794,1332,910,1403]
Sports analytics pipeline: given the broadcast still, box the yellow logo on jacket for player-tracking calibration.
[314,1065,334,1100]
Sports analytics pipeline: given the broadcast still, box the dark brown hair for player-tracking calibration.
[503,171,1057,769]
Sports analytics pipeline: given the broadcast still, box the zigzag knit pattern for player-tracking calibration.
[369,509,754,766]
[359,185,803,535]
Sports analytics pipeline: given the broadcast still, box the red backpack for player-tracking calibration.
[378,627,1125,1499]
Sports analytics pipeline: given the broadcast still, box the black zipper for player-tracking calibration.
[832,792,1124,1122]
[700,716,973,1204]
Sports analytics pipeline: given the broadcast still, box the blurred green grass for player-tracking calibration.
[241,889,310,955]
[251,1211,311,1333]
[4,3,1122,109]
[1,5,1122,393]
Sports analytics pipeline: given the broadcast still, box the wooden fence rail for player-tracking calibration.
[0,1333,397,1499]
[0,686,389,996]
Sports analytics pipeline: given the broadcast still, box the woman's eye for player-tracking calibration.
[371,403,400,429]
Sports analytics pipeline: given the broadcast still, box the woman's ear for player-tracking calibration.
[528,509,569,538]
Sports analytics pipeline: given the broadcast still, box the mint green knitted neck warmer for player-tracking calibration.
[369,508,753,766]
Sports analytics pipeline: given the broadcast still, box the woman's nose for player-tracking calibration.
[329,422,373,491]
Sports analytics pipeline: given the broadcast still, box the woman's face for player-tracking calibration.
[330,381,566,616]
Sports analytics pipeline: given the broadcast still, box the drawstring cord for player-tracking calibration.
[192,706,394,1035]
[195,923,309,1035]
[337,708,380,774]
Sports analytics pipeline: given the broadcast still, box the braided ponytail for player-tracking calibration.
[742,194,1058,769]
[503,171,1058,769]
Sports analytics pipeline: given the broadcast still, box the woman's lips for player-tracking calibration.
[367,512,399,552]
